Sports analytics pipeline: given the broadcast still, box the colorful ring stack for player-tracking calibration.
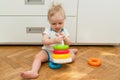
[52,44,72,64]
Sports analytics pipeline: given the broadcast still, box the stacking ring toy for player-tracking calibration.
[48,61,61,69]
[53,50,69,54]
[88,58,101,67]
[53,45,69,50]
[52,54,70,59]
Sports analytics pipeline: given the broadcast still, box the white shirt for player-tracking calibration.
[42,27,69,51]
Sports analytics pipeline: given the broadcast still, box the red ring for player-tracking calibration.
[53,50,69,54]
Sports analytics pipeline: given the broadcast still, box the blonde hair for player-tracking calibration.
[47,4,66,21]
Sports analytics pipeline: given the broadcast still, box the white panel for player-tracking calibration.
[0,16,76,44]
[0,0,49,15]
[77,0,120,44]
[0,16,48,43]
[0,0,78,16]
[65,17,77,43]
[52,0,78,16]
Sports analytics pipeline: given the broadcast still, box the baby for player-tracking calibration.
[20,3,78,79]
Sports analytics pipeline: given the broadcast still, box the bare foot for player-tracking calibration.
[73,49,78,54]
[70,49,78,54]
[20,71,38,79]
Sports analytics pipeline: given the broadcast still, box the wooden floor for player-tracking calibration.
[0,45,120,80]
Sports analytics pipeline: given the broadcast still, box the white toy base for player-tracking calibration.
[52,58,72,64]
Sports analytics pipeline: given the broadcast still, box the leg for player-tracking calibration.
[20,50,48,79]
[69,48,78,62]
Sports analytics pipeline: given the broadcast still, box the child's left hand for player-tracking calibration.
[56,32,65,39]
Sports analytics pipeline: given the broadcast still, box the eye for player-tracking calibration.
[59,22,63,25]
[52,23,56,25]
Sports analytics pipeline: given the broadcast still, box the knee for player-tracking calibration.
[34,51,48,62]
[70,49,78,54]
[74,49,78,53]
[71,53,75,62]
[34,54,41,60]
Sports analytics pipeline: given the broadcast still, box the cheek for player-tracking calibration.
[51,25,55,28]
[61,24,64,27]
[50,23,54,27]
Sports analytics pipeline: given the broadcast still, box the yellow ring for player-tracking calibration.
[52,53,70,59]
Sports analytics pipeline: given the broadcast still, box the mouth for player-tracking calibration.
[55,28,61,31]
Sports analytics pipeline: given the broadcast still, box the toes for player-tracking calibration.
[20,71,38,79]
[20,72,25,77]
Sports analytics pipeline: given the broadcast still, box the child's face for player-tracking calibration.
[49,13,65,32]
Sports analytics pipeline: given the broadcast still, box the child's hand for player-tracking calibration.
[56,32,65,39]
[54,33,65,44]
[54,36,64,44]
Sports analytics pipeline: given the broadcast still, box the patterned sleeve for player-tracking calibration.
[42,28,50,36]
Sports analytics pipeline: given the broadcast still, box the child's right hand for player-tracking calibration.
[54,36,64,44]
[54,33,65,44]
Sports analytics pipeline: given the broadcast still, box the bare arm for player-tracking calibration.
[42,33,64,46]
[42,33,55,45]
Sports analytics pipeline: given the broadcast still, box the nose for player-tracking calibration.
[56,24,59,27]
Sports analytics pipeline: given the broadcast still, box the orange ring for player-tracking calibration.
[88,58,101,67]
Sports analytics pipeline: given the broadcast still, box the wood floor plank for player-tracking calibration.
[0,45,120,80]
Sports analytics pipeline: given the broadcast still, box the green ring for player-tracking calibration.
[53,44,69,50]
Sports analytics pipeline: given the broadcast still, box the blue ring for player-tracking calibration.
[48,61,61,69]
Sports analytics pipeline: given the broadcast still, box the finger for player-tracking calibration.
[55,34,60,37]
[60,32,64,35]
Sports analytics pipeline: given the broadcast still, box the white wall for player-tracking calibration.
[0,0,77,16]
[77,0,120,45]
[0,0,120,45]
[0,0,78,45]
